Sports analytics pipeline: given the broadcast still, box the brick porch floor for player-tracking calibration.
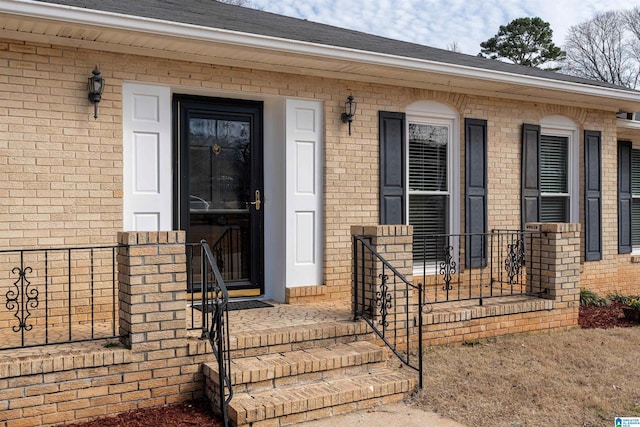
[1,295,551,358]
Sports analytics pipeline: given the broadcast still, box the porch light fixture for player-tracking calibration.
[340,94,357,135]
[87,66,105,119]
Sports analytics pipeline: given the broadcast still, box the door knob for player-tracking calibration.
[250,190,261,211]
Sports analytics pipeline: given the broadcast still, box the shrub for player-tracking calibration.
[608,292,640,304]
[580,289,609,307]
[609,292,627,303]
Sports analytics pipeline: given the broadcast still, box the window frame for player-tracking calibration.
[539,115,579,223]
[405,101,460,273]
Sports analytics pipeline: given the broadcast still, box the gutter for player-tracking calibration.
[2,0,640,106]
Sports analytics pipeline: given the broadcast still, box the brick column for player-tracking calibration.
[351,225,414,329]
[117,231,187,351]
[525,223,581,309]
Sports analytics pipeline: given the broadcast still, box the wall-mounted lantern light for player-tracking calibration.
[88,66,105,119]
[340,94,357,135]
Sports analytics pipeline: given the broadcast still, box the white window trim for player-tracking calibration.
[540,115,579,223]
[405,101,460,275]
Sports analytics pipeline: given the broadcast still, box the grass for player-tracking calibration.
[412,327,640,427]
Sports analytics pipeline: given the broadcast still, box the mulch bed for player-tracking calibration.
[578,300,637,329]
[59,399,222,427]
[62,302,636,427]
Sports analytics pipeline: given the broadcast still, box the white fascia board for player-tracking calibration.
[4,0,640,106]
[617,118,640,130]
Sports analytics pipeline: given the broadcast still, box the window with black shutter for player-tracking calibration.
[521,117,578,227]
[632,149,640,249]
[617,141,640,254]
[380,103,472,270]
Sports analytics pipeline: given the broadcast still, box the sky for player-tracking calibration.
[249,0,640,55]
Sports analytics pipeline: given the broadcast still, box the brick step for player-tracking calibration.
[227,367,416,427]
[229,320,373,358]
[204,341,388,394]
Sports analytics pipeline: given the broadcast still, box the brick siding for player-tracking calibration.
[0,38,637,303]
[0,232,211,427]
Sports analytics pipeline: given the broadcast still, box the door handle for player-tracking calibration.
[250,190,261,211]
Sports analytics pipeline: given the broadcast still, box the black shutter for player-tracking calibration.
[465,118,488,268]
[379,111,406,224]
[619,141,632,254]
[521,124,541,228]
[584,130,602,261]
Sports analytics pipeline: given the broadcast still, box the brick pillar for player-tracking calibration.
[117,231,187,351]
[525,223,581,309]
[351,225,414,329]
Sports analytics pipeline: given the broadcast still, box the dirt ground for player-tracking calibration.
[62,304,637,427]
[413,304,640,427]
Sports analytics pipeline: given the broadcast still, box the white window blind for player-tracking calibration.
[540,134,569,222]
[408,123,449,263]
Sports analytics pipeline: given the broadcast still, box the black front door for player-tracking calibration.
[174,95,264,293]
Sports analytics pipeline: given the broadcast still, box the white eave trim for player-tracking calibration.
[618,118,640,130]
[3,0,640,105]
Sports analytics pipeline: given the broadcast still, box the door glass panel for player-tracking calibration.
[188,117,251,283]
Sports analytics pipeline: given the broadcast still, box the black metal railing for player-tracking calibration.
[211,227,247,283]
[414,229,543,305]
[0,245,119,350]
[186,243,202,309]
[187,240,232,427]
[353,235,424,389]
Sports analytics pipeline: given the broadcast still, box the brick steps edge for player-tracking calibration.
[227,368,415,426]
[204,341,387,390]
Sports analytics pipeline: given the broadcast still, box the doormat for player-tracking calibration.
[192,300,273,312]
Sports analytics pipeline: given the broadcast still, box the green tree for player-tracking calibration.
[479,17,565,69]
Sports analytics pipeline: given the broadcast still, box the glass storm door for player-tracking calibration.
[175,96,264,293]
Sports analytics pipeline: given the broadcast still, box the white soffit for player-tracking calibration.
[1,0,640,112]
[617,118,640,140]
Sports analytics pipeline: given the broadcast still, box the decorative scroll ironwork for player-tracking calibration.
[438,245,456,290]
[6,266,38,334]
[352,235,425,389]
[505,239,525,284]
[1,245,119,350]
[376,274,392,328]
[421,297,434,314]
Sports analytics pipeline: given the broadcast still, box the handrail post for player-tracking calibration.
[353,235,359,321]
[200,242,208,339]
[361,238,366,320]
[216,299,228,427]
[418,277,423,390]
[197,240,232,427]
[349,227,422,388]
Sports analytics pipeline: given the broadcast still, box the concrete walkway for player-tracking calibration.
[303,402,465,427]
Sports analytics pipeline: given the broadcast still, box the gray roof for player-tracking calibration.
[36,0,630,91]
